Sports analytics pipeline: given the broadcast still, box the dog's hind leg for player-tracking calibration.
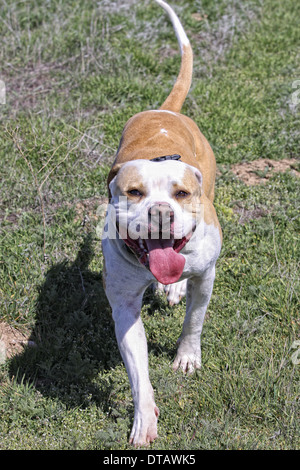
[157,279,187,305]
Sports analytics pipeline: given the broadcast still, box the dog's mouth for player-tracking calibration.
[122,232,193,285]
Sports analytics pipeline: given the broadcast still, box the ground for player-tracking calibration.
[0,0,299,451]
[0,157,298,360]
[231,158,299,186]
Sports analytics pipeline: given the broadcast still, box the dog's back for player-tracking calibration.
[107,0,216,202]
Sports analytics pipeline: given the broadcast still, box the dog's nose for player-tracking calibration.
[148,203,174,235]
[149,202,174,220]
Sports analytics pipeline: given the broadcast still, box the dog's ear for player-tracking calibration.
[107,163,124,197]
[192,168,202,187]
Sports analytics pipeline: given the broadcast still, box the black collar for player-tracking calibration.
[150,154,181,162]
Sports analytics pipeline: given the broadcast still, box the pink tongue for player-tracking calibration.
[145,238,185,285]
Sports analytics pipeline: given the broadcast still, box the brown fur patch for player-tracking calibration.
[114,165,146,199]
[172,166,201,207]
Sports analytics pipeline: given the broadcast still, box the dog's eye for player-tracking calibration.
[175,190,190,199]
[127,189,143,197]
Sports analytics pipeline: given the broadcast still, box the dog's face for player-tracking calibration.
[108,159,203,284]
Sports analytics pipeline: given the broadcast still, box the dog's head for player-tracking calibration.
[107,159,203,285]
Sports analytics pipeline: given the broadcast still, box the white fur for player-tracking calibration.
[155,0,190,51]
[109,160,199,242]
[157,278,187,305]
[102,159,221,446]
[101,0,218,447]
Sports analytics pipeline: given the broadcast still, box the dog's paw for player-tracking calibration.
[172,346,201,375]
[129,405,159,447]
[157,279,187,305]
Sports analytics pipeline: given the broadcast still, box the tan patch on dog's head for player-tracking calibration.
[110,164,146,200]
[171,166,202,207]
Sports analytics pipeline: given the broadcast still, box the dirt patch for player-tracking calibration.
[0,322,34,363]
[233,205,269,224]
[3,60,76,114]
[231,158,299,185]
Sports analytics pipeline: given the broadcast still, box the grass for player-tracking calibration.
[0,0,299,450]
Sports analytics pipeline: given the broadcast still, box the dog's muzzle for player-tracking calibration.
[148,202,175,239]
[117,201,195,285]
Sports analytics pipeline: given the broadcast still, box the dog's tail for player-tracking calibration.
[155,0,193,113]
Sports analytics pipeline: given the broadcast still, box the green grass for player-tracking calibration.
[0,0,299,450]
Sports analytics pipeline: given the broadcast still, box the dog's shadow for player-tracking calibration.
[9,234,120,409]
[9,233,176,409]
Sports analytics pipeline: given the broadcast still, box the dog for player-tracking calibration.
[102,0,222,446]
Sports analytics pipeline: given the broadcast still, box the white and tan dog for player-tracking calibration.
[102,0,222,446]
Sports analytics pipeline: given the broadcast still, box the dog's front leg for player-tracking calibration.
[173,266,216,374]
[112,299,159,446]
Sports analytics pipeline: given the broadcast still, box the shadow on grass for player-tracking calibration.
[9,234,120,409]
